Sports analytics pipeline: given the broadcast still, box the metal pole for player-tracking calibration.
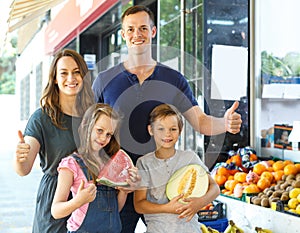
[157,0,160,61]
[181,0,186,150]
[180,0,186,76]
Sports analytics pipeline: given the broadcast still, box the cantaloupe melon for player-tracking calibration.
[166,164,209,201]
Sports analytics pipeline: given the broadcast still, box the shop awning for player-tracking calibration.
[44,0,118,55]
[8,0,66,32]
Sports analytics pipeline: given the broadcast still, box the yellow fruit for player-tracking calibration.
[288,209,297,214]
[288,198,299,209]
[289,188,300,199]
[296,205,300,215]
[297,194,300,203]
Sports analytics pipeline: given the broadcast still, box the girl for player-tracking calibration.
[134,104,220,233]
[14,49,94,232]
[51,103,139,233]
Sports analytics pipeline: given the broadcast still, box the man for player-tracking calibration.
[92,5,242,233]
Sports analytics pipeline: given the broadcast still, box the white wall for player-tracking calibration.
[259,0,300,57]
[258,0,300,130]
[15,25,51,123]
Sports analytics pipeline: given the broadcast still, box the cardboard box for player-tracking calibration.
[274,124,293,150]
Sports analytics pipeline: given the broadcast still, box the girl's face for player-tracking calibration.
[90,114,117,152]
[148,115,180,150]
[55,56,83,97]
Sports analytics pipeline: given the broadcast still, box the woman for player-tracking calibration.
[14,49,94,232]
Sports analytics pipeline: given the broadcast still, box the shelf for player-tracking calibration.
[262,84,300,99]
[217,195,300,232]
[260,148,300,162]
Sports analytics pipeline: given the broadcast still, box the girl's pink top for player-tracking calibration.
[58,156,90,231]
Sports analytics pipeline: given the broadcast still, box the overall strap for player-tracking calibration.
[71,154,93,181]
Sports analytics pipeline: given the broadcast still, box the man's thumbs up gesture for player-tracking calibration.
[15,130,30,162]
[224,101,242,134]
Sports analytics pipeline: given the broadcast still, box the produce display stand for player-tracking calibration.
[217,195,299,233]
[198,200,228,232]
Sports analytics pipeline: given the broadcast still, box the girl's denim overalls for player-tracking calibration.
[69,155,122,233]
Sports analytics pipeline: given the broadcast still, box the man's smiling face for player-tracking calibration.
[121,11,156,54]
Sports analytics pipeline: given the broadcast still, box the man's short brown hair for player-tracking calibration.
[121,5,155,26]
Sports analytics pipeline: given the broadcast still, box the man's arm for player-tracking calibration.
[182,101,242,136]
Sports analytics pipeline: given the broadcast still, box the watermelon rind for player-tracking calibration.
[97,177,129,187]
[96,149,133,187]
[166,164,209,201]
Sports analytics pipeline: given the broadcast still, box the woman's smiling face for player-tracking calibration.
[55,56,83,97]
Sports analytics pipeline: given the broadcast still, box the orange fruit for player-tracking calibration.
[217,167,229,177]
[260,171,274,183]
[267,160,275,166]
[284,164,298,176]
[295,163,300,173]
[273,170,284,182]
[231,155,242,167]
[273,161,285,171]
[222,190,232,196]
[234,172,247,183]
[226,158,232,164]
[257,178,271,191]
[227,175,234,180]
[214,174,227,186]
[253,163,267,175]
[243,184,260,193]
[224,180,239,192]
[249,153,258,162]
[283,160,294,166]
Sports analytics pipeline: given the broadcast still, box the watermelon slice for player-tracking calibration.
[96,149,133,187]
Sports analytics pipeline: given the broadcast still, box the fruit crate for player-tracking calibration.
[202,217,228,232]
[275,200,300,217]
[198,200,226,221]
[220,193,244,201]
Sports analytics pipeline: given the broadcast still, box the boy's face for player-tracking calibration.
[148,115,180,150]
[121,11,156,53]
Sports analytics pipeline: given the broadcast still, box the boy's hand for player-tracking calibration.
[166,194,185,214]
[176,197,200,222]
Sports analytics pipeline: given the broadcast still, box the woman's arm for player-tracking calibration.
[14,132,40,176]
[51,168,96,219]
